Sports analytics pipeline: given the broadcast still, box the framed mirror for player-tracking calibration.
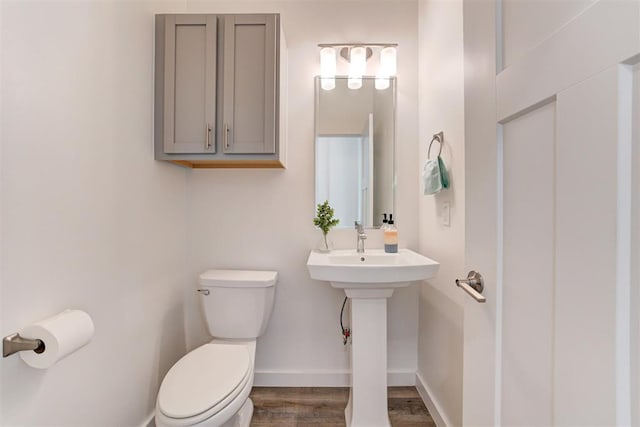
[314,76,396,229]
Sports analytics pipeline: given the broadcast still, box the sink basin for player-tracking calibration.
[306,248,439,289]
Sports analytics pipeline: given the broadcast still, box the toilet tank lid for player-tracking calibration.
[199,269,278,288]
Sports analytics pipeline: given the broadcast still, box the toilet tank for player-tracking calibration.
[198,270,277,339]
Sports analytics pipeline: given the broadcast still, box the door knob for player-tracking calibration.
[455,271,486,303]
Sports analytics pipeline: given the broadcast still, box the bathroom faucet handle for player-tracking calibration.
[354,221,364,233]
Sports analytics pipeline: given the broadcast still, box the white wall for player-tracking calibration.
[416,0,465,425]
[1,1,190,425]
[184,0,420,386]
[1,0,420,424]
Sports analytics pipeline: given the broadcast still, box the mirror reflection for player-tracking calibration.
[314,77,395,229]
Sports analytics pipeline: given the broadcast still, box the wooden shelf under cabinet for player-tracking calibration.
[170,159,285,169]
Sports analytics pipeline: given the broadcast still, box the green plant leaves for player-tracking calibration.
[313,200,339,235]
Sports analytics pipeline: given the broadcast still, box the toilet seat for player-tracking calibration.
[157,343,251,425]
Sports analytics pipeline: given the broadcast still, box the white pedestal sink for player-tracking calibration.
[306,249,439,427]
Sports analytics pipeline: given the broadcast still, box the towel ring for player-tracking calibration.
[428,132,444,159]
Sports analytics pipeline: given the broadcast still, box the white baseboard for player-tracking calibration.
[254,369,416,387]
[388,370,416,386]
[254,369,350,386]
[415,371,451,427]
[139,412,155,427]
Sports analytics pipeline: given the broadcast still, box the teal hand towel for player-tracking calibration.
[423,156,450,195]
[438,155,450,189]
[423,158,443,195]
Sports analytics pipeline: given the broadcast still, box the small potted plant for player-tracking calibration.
[313,200,339,252]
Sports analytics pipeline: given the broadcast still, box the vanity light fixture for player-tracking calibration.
[348,46,367,90]
[376,46,397,90]
[317,43,398,91]
[320,47,336,90]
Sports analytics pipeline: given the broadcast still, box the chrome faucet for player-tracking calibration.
[354,221,367,253]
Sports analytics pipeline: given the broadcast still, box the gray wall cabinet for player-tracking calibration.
[154,14,287,168]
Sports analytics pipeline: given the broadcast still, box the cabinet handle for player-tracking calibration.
[224,124,230,150]
[205,124,212,150]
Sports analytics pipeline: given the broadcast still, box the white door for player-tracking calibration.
[462,0,640,425]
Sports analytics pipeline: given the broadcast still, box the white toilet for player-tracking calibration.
[155,269,277,427]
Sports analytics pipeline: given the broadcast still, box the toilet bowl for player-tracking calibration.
[155,270,277,427]
[155,341,255,427]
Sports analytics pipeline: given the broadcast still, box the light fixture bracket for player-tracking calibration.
[339,47,373,62]
[317,43,398,63]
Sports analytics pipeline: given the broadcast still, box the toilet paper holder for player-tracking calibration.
[3,333,45,358]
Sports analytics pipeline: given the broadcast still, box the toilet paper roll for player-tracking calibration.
[19,309,94,369]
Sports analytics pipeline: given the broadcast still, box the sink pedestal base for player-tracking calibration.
[307,249,440,426]
[344,288,395,427]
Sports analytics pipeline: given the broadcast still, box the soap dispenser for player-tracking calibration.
[381,213,388,230]
[384,214,398,253]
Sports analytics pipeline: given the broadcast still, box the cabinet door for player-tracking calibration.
[222,15,277,154]
[163,15,216,154]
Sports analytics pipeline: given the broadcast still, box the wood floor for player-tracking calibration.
[249,386,436,426]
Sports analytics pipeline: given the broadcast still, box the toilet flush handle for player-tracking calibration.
[196,289,210,296]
